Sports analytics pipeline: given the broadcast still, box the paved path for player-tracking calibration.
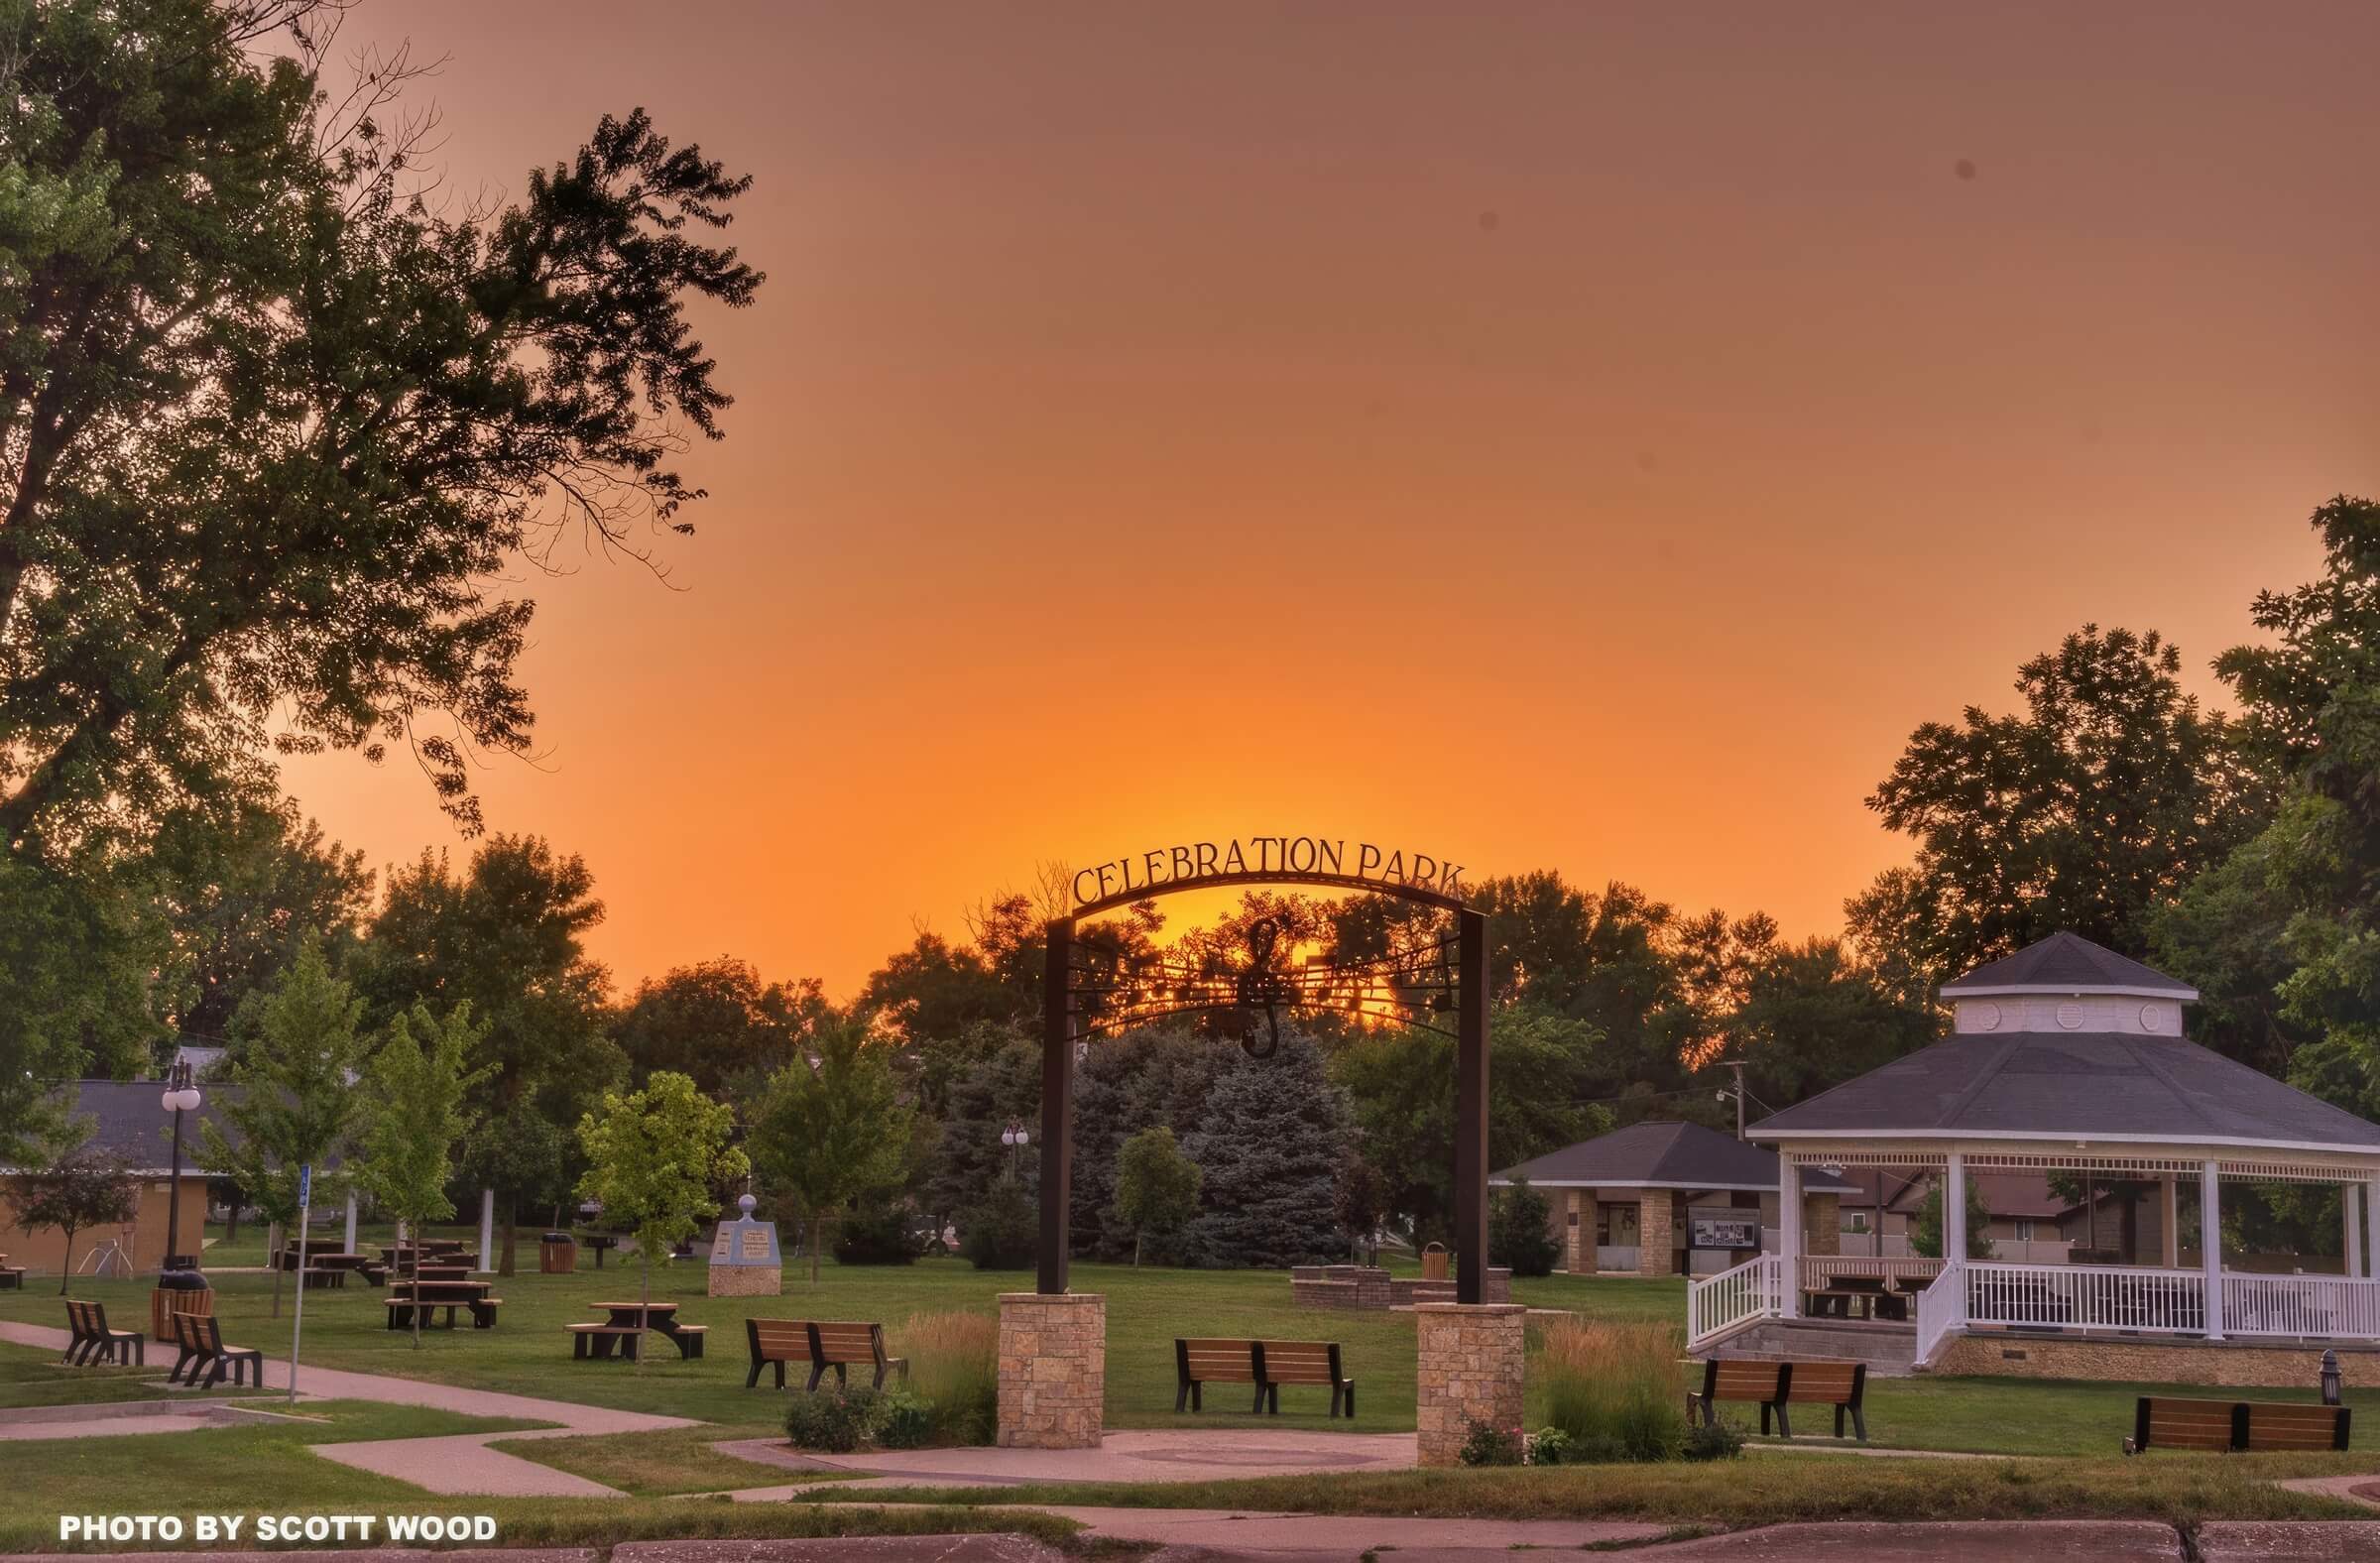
[0,1317,688,1498]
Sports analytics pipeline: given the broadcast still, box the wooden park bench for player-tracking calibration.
[1256,1339,1356,1418]
[168,1312,262,1387]
[1175,1338,1266,1413]
[2129,1396,2351,1454]
[743,1319,906,1389]
[63,1300,143,1367]
[1692,1359,1867,1440]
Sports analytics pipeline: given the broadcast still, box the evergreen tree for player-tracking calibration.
[1182,1035,1354,1268]
[1489,1176,1561,1277]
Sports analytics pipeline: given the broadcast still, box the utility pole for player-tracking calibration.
[1713,1058,1747,1140]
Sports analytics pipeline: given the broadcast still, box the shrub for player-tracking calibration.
[902,1309,1001,1446]
[833,1198,919,1265]
[876,1388,936,1450]
[1534,1317,1688,1463]
[1457,1417,1524,1467]
[784,1385,883,1452]
[1684,1416,1746,1461]
[1526,1425,1577,1465]
[1489,1176,1562,1277]
[960,1176,1037,1270]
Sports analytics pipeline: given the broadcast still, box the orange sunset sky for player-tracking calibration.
[281,2,2380,998]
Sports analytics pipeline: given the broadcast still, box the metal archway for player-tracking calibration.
[1037,845,1490,1303]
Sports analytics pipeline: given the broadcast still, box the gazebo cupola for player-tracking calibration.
[1942,930,2197,1042]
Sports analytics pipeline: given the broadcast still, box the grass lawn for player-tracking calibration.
[0,1339,259,1410]
[11,1226,2380,1479]
[488,1424,868,1497]
[800,1451,2377,1528]
[1,1226,1682,1437]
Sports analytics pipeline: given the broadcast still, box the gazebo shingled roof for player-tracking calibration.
[1938,930,2197,998]
[1492,1119,1857,1193]
[1750,934,2380,1154]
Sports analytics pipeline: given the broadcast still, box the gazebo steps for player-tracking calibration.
[1712,1318,1919,1377]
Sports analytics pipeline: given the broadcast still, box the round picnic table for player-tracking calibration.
[591,1301,677,1329]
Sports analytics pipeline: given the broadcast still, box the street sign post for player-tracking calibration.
[288,1163,313,1404]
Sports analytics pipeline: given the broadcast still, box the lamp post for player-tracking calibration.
[1002,1120,1030,1181]
[160,1059,202,1270]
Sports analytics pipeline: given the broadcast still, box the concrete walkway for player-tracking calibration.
[0,1317,689,1498]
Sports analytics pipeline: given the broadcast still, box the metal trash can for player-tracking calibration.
[539,1231,578,1273]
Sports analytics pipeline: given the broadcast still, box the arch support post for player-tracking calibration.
[1455,907,1489,1305]
[1037,916,1075,1296]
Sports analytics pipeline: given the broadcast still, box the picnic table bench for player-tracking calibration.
[63,1300,144,1367]
[2130,1396,2351,1453]
[168,1312,263,1388]
[1691,1359,1868,1440]
[1,1254,27,1289]
[563,1303,707,1363]
[744,1318,906,1389]
[385,1279,502,1330]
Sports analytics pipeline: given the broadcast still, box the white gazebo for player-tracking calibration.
[1687,933,2380,1383]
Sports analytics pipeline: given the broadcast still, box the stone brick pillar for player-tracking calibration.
[1638,1194,1675,1276]
[1806,1193,1842,1258]
[1569,1190,1596,1274]
[998,1292,1105,1449]
[1414,1303,1527,1467]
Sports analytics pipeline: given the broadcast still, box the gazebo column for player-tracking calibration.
[2159,1176,2179,1267]
[2347,1184,2364,1280]
[1945,1153,1968,1262]
[2200,1160,2224,1341]
[2366,1179,2380,1284]
[1778,1157,1802,1318]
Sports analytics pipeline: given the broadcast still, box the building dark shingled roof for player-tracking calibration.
[1491,1120,1857,1193]
[1747,1029,2380,1150]
[1939,931,2197,997]
[14,1081,245,1174]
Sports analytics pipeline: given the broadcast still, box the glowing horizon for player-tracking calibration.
[283,1,2380,999]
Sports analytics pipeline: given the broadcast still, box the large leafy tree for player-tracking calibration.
[1334,1007,1609,1241]
[357,835,622,1268]
[2170,498,2380,1113]
[1848,625,2273,990]
[0,0,762,855]
[196,938,372,1316]
[0,854,158,1157]
[749,1020,913,1283]
[148,799,372,1045]
[612,956,824,1099]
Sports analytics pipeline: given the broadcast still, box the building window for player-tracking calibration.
[1847,1212,1869,1233]
[2012,1219,2035,1242]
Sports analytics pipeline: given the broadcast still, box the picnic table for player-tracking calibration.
[566,1301,707,1361]
[386,1277,502,1330]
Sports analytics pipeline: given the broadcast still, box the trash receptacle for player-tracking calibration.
[539,1232,577,1273]
[151,1267,213,1342]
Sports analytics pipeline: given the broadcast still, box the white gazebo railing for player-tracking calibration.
[1687,1254,1781,1350]
[1915,1261,1964,1366]
[1964,1261,2206,1334]
[2223,1274,2380,1339]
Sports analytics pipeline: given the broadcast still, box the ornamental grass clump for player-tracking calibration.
[1534,1317,1693,1463]
[901,1309,1001,1446]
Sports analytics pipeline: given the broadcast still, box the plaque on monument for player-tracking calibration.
[708,1194,783,1296]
